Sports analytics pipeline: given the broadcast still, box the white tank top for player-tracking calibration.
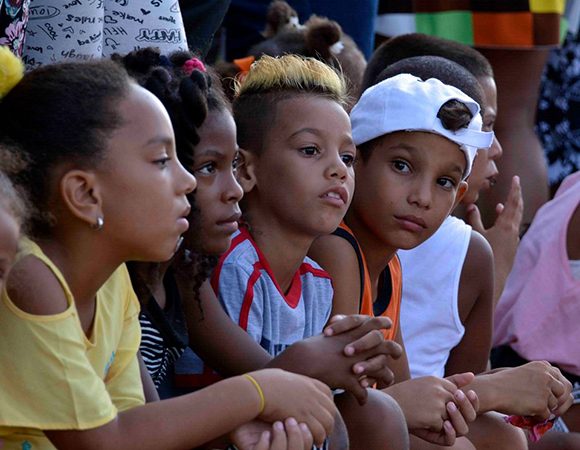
[398,216,471,378]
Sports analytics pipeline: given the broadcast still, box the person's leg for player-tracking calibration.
[477,48,551,231]
[562,404,580,433]
[336,389,409,450]
[410,436,475,450]
[529,431,580,450]
[466,411,528,450]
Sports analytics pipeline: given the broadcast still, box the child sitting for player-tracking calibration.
[311,56,529,449]
[116,49,405,413]
[212,54,409,450]
[0,53,337,449]
[364,33,523,309]
[493,171,580,447]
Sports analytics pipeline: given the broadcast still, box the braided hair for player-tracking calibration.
[115,48,229,311]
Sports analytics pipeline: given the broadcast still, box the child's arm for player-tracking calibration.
[184,280,272,374]
[458,362,573,419]
[310,235,478,444]
[5,259,336,449]
[185,275,401,402]
[444,230,493,376]
[46,369,336,450]
[308,234,361,316]
[138,352,160,402]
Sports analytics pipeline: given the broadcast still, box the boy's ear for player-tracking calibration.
[236,149,258,193]
[60,170,103,228]
[453,180,469,209]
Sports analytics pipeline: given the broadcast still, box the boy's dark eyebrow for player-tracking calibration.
[288,127,322,139]
[289,128,355,146]
[388,143,465,176]
[447,164,465,177]
[386,142,419,153]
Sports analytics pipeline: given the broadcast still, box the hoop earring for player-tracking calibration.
[92,216,104,231]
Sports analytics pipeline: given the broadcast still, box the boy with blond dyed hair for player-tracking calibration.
[212,54,416,450]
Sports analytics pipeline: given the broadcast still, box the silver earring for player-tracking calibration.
[92,216,104,231]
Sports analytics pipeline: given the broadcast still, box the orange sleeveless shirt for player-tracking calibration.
[335,223,402,340]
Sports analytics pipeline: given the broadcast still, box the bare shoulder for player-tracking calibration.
[7,255,69,315]
[463,230,493,276]
[310,234,361,316]
[458,230,493,321]
[309,234,360,278]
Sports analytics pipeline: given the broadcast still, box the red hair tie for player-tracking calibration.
[183,58,206,75]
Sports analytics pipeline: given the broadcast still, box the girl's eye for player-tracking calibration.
[341,153,355,167]
[300,146,320,157]
[437,177,456,190]
[154,156,171,168]
[392,160,411,173]
[197,162,217,175]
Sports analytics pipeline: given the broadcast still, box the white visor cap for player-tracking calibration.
[350,73,494,178]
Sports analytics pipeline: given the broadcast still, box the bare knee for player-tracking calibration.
[467,412,528,450]
[336,389,409,450]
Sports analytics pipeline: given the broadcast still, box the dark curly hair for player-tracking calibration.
[115,48,229,310]
[0,60,131,237]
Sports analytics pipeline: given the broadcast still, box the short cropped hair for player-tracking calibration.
[363,33,493,93]
[233,54,348,154]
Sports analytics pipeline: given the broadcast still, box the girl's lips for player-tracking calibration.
[216,212,241,233]
[217,212,242,225]
[177,217,190,232]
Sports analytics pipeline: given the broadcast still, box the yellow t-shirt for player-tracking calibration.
[0,239,145,449]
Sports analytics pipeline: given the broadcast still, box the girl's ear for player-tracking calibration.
[60,170,103,228]
[236,148,258,193]
[453,180,469,209]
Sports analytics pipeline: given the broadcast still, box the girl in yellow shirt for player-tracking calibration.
[0,51,337,449]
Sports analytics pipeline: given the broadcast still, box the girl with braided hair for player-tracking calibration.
[116,48,243,397]
[0,49,337,449]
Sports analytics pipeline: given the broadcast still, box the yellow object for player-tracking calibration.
[0,46,24,99]
[529,0,565,14]
[244,374,266,414]
[0,239,144,449]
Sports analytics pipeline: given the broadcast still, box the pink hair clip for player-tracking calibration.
[183,58,206,75]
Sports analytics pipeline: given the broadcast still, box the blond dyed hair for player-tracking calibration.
[235,54,347,104]
[233,55,348,153]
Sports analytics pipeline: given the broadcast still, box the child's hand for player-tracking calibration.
[278,315,401,404]
[325,314,403,389]
[385,372,477,445]
[482,361,573,419]
[249,369,336,447]
[231,418,314,450]
[466,175,523,301]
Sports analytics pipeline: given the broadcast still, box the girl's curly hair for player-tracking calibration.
[115,48,229,310]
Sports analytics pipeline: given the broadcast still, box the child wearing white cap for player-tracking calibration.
[310,56,574,449]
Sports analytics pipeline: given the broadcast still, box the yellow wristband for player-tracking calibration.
[244,374,265,414]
